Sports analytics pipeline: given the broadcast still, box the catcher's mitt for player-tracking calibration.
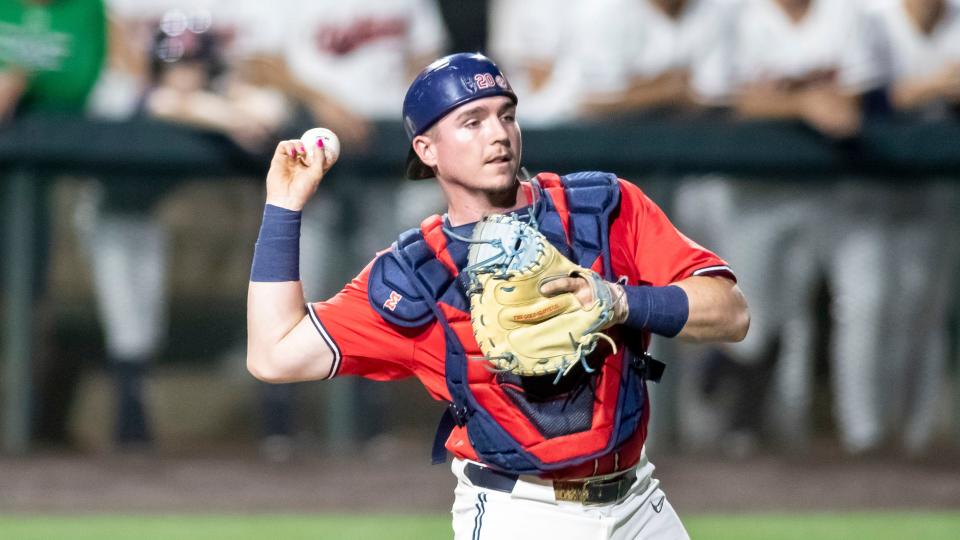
[458,213,619,382]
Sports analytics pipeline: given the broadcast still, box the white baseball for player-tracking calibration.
[300,127,341,166]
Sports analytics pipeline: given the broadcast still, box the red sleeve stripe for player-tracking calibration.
[306,305,342,379]
[692,265,735,278]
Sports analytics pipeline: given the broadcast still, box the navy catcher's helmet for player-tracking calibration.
[403,52,517,180]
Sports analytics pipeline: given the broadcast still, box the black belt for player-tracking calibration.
[463,462,636,505]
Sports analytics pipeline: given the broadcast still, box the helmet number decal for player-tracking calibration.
[474,73,496,90]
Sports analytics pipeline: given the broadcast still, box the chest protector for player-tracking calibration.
[368,172,663,475]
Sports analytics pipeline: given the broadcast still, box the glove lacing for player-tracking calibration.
[445,206,618,384]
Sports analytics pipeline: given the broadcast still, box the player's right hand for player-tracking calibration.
[265,138,328,211]
[541,276,629,326]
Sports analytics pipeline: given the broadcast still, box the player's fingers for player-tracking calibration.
[274,140,299,162]
[540,276,583,297]
[293,141,308,164]
[542,276,597,308]
[305,137,328,172]
[276,139,312,167]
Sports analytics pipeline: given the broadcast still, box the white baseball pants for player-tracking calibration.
[450,456,689,540]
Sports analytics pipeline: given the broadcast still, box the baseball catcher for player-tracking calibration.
[246,52,749,540]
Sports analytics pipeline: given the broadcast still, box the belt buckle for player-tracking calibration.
[553,473,632,505]
[553,479,590,504]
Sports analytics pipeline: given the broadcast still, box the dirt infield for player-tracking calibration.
[2,441,958,515]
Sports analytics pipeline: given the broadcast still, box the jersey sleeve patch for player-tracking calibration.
[368,251,437,328]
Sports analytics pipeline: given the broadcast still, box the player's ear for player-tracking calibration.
[412,133,438,169]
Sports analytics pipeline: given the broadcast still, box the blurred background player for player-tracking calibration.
[863,0,960,454]
[574,0,739,117]
[271,0,450,261]
[0,0,107,448]
[79,0,450,455]
[486,0,580,126]
[489,0,738,127]
[0,0,106,119]
[78,0,291,449]
[873,0,960,118]
[0,0,105,119]
[678,0,883,453]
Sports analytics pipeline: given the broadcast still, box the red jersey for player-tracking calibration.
[308,178,733,476]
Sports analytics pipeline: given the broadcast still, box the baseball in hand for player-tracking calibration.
[300,127,341,166]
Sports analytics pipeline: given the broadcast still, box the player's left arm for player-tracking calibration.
[670,275,748,342]
[542,181,749,343]
[545,273,748,343]
[609,179,749,344]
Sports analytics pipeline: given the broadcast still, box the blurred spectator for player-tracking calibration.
[575,0,740,118]
[677,0,885,454]
[437,0,488,53]
[77,0,292,450]
[143,10,289,151]
[261,0,448,143]
[208,0,303,460]
[84,0,152,120]
[84,0,448,457]
[733,0,879,137]
[872,0,960,117]
[487,0,579,125]
[0,0,107,447]
[489,0,739,126]
[737,0,880,454]
[0,0,106,119]
[264,0,449,282]
[862,0,960,454]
